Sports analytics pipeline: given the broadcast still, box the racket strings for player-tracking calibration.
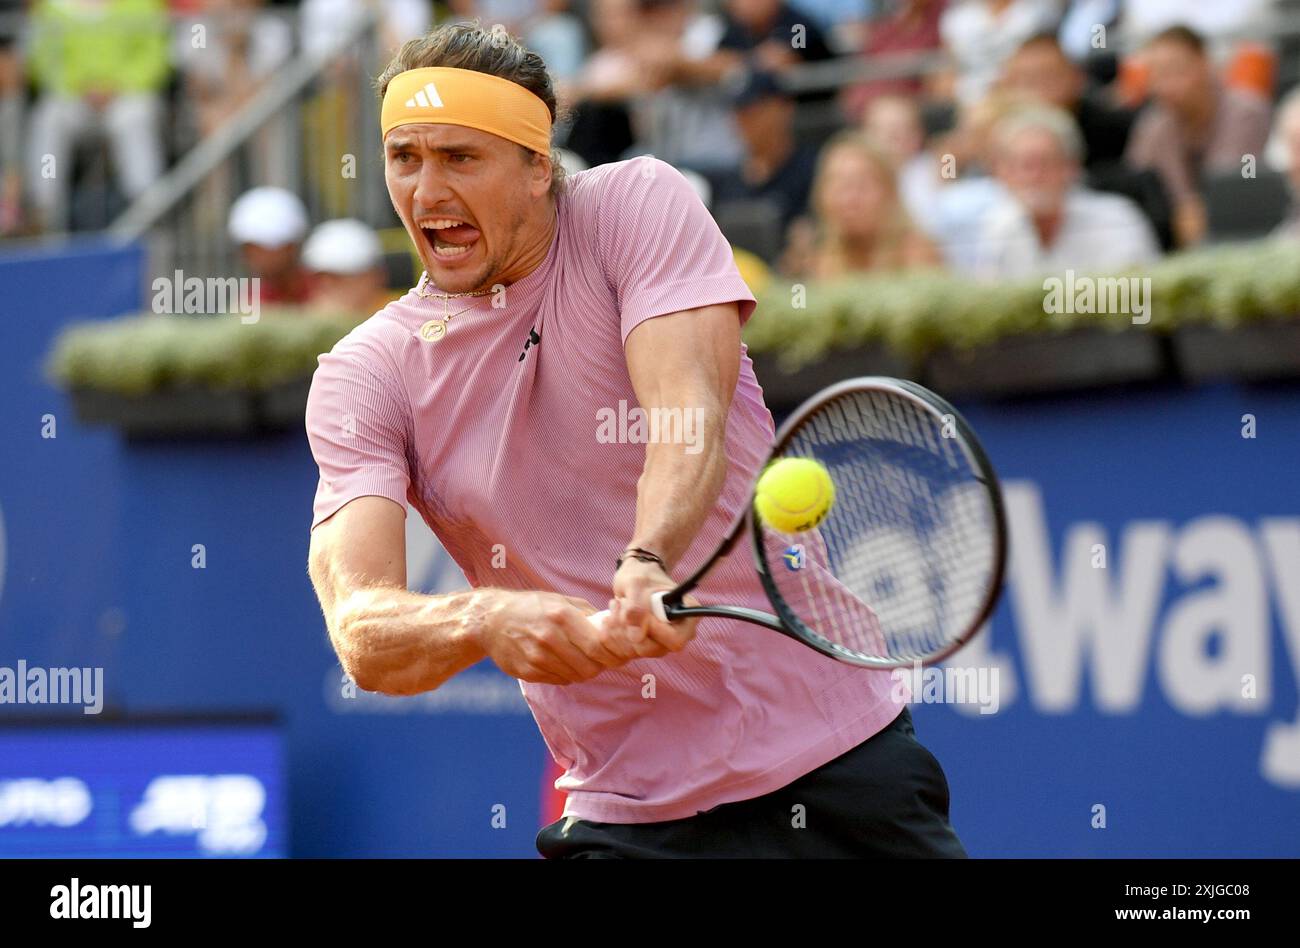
[762,389,997,664]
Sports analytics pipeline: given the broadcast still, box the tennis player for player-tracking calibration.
[305,21,966,858]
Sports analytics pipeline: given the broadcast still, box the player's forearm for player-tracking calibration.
[627,400,730,570]
[330,586,488,696]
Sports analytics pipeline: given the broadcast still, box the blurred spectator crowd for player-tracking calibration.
[3,0,1300,294]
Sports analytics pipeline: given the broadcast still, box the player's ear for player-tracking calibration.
[525,147,552,198]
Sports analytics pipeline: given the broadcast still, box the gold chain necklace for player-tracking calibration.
[415,271,495,342]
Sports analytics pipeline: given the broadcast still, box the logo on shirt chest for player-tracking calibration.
[517,326,540,362]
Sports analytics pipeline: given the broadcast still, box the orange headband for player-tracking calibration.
[381,67,552,155]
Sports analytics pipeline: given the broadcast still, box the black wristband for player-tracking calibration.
[615,547,665,572]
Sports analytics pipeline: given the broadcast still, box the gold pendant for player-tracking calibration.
[420,319,447,342]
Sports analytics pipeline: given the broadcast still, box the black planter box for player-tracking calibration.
[69,386,259,438]
[258,377,313,430]
[1174,321,1300,382]
[749,344,917,412]
[922,327,1166,398]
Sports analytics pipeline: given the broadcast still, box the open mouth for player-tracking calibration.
[418,218,481,263]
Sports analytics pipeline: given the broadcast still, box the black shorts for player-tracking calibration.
[536,706,967,858]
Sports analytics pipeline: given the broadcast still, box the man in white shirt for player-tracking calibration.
[940,0,1060,105]
[973,106,1160,279]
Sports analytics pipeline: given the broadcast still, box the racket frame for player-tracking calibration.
[652,377,1007,667]
[750,377,1008,667]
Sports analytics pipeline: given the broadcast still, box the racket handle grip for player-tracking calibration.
[587,591,671,628]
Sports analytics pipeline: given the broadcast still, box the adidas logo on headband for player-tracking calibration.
[381,68,552,153]
[405,82,444,109]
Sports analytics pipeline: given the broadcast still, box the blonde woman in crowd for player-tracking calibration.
[780,131,942,278]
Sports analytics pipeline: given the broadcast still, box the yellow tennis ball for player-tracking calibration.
[754,457,835,533]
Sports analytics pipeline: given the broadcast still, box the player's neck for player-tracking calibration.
[496,199,558,289]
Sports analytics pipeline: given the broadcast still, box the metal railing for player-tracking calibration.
[0,7,394,278]
[108,9,391,280]
[8,2,1300,276]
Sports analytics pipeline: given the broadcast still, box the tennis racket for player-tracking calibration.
[587,377,1008,668]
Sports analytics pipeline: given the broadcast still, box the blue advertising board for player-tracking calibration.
[0,718,287,857]
[0,242,1295,856]
[922,386,1300,856]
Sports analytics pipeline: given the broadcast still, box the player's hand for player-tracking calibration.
[608,558,700,657]
[474,589,631,686]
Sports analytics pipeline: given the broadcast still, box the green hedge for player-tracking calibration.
[46,239,1300,394]
[742,238,1300,371]
[48,310,364,395]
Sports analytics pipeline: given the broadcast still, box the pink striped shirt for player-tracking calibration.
[305,157,903,824]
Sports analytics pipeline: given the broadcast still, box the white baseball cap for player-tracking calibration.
[228,187,310,248]
[301,219,384,275]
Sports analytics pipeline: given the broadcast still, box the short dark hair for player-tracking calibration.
[376,20,570,197]
[1147,24,1207,56]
